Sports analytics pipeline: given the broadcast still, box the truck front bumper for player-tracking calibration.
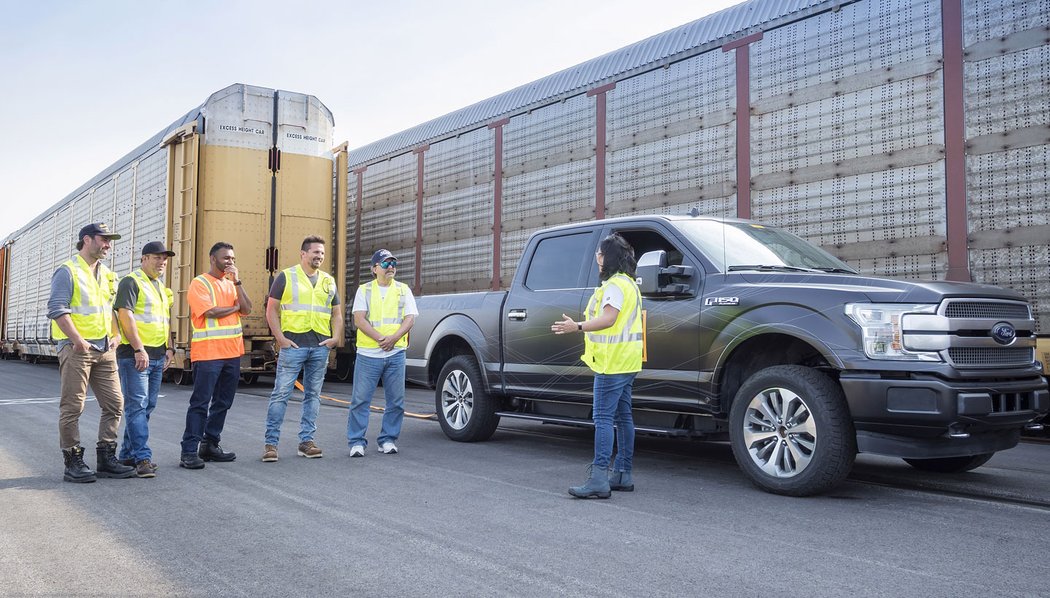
[839,372,1048,458]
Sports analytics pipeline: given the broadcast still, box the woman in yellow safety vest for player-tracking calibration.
[552,233,643,499]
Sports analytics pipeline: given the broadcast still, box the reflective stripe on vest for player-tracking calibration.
[51,255,117,340]
[119,269,172,348]
[278,265,335,336]
[581,273,643,375]
[190,275,243,342]
[355,280,408,349]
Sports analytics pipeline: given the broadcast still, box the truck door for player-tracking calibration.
[502,230,599,399]
[601,224,704,411]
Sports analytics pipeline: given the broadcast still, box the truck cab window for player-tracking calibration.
[614,229,684,267]
[524,233,592,290]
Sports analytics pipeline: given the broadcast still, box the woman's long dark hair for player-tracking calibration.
[598,233,637,281]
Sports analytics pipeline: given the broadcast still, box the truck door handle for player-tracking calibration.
[508,309,527,321]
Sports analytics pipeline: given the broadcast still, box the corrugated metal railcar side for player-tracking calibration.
[342,0,1050,333]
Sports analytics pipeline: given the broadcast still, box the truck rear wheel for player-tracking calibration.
[435,355,499,442]
[729,365,856,496]
[903,453,994,473]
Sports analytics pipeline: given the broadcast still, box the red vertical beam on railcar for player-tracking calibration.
[489,118,509,291]
[723,32,762,220]
[413,145,429,296]
[352,167,366,291]
[942,0,971,282]
[587,83,616,220]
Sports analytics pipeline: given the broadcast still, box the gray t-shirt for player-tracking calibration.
[268,270,341,347]
[47,264,108,352]
[113,274,168,360]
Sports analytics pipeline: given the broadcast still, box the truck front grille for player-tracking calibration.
[947,347,1034,367]
[944,301,1030,320]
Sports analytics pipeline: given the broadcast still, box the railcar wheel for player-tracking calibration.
[435,355,499,442]
[903,453,994,473]
[729,365,856,496]
[172,368,193,386]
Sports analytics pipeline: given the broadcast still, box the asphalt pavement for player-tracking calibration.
[1,357,1048,597]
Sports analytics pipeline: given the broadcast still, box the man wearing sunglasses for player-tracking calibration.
[346,249,417,457]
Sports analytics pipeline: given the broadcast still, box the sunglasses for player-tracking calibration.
[379,259,397,268]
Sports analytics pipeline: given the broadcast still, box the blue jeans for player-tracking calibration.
[117,356,164,462]
[181,357,240,453]
[265,346,329,445]
[591,372,637,472]
[346,352,405,448]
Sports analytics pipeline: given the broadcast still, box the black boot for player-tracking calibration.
[95,441,136,478]
[198,439,236,462]
[62,445,97,483]
[179,451,205,469]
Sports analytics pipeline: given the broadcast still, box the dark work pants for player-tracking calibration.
[181,357,240,453]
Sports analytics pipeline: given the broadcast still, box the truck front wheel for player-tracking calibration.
[903,453,994,473]
[435,356,500,442]
[729,365,856,496]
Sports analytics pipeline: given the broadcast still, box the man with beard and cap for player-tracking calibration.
[261,235,344,462]
[48,222,136,482]
[114,241,176,478]
[346,249,417,457]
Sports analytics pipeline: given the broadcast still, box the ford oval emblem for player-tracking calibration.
[991,322,1016,345]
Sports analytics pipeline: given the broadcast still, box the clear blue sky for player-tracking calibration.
[0,0,740,240]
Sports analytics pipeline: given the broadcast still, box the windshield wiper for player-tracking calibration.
[726,264,823,273]
[812,267,858,274]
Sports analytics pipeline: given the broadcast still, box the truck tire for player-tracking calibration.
[729,365,856,496]
[435,355,499,442]
[903,453,994,473]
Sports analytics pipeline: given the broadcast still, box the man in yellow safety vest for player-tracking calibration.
[262,235,344,462]
[114,241,176,478]
[48,222,136,483]
[346,249,417,457]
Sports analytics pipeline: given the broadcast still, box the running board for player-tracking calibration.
[495,411,695,436]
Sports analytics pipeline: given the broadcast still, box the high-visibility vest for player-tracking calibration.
[581,273,643,375]
[118,269,173,348]
[190,274,243,346]
[356,280,409,350]
[51,255,118,340]
[278,265,335,336]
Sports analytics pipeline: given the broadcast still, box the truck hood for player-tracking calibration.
[728,272,1028,304]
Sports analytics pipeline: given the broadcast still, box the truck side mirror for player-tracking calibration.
[637,250,694,296]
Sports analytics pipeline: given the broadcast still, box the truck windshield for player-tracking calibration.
[676,220,857,274]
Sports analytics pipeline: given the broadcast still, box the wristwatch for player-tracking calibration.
[234,280,243,286]
[577,323,583,331]
[134,348,145,354]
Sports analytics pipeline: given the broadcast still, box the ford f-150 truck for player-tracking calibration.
[404,215,1048,495]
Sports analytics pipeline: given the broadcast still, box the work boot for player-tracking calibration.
[95,442,136,479]
[568,464,611,499]
[198,439,236,462]
[609,470,634,492]
[62,445,97,483]
[180,452,205,469]
[135,460,156,478]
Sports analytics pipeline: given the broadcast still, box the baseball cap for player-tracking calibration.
[141,241,176,256]
[371,249,397,266]
[78,222,121,240]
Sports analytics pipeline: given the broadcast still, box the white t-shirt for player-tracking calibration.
[599,282,625,312]
[352,282,419,358]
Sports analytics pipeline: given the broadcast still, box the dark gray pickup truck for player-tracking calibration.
[405,215,1048,495]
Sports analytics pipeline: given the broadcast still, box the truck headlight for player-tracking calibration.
[845,303,941,361]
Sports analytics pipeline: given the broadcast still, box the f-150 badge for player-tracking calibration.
[704,296,739,306]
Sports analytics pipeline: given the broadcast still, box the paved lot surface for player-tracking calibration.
[1,358,1048,597]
